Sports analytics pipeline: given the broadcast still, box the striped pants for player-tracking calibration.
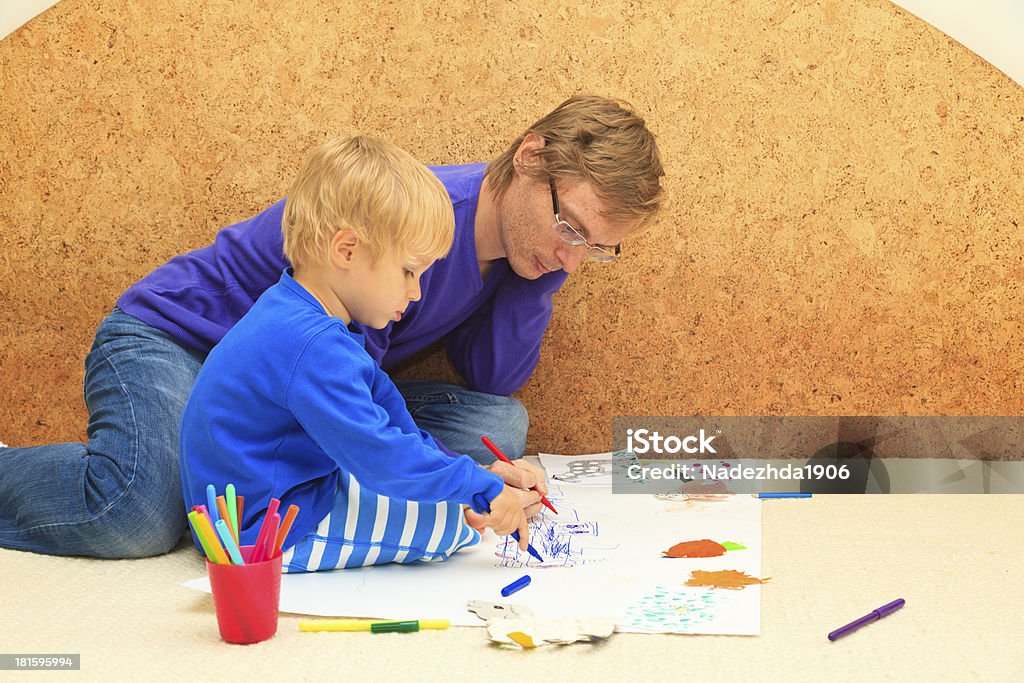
[281,471,480,573]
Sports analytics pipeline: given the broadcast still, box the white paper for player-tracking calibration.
[185,454,763,634]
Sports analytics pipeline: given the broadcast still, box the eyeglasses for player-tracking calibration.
[549,178,621,263]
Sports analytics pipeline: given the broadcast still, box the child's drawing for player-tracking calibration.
[686,569,768,589]
[543,450,650,486]
[662,539,727,558]
[622,586,735,633]
[551,458,610,483]
[655,492,739,513]
[215,457,764,634]
[491,488,619,568]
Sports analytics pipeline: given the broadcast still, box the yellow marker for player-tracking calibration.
[299,619,450,633]
[186,511,217,563]
[192,508,230,565]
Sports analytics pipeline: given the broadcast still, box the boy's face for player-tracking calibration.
[338,247,432,329]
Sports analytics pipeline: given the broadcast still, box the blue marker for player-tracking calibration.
[501,575,531,597]
[512,531,544,563]
[758,492,812,499]
[215,518,245,565]
[206,484,221,526]
[473,494,544,563]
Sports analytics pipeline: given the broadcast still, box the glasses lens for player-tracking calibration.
[554,220,586,245]
[587,248,617,263]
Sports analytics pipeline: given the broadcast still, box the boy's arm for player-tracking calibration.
[287,332,504,508]
[372,358,547,505]
[373,377,459,456]
[444,270,567,395]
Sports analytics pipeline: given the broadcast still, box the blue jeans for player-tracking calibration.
[0,311,528,558]
[394,379,528,465]
[0,309,203,558]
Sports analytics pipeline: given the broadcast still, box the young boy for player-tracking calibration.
[179,135,535,571]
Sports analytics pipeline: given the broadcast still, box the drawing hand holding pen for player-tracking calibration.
[481,436,558,515]
[472,493,543,563]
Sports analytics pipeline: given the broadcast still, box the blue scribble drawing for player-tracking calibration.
[622,586,734,633]
[492,488,618,568]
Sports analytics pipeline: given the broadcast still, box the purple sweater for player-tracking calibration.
[117,163,567,395]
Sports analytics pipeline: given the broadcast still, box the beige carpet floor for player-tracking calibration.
[2,495,1022,681]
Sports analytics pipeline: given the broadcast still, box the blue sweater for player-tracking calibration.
[117,163,568,395]
[179,271,506,550]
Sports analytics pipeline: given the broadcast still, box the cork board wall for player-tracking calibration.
[1,0,1021,455]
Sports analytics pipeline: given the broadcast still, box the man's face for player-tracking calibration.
[495,167,633,280]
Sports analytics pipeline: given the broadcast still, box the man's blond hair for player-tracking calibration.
[486,95,664,231]
[282,136,454,269]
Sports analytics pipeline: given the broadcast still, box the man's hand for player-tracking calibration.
[486,459,550,517]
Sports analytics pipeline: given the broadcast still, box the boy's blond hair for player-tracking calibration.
[282,136,454,269]
[486,95,665,231]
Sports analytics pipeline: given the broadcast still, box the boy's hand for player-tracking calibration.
[483,486,532,550]
[464,508,486,534]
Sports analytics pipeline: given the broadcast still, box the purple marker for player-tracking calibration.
[828,598,905,641]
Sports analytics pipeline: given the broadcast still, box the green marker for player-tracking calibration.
[372,621,427,633]
[226,483,239,540]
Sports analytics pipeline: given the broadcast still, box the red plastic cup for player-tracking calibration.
[206,545,282,644]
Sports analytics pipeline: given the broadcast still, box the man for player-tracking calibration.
[0,95,664,558]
